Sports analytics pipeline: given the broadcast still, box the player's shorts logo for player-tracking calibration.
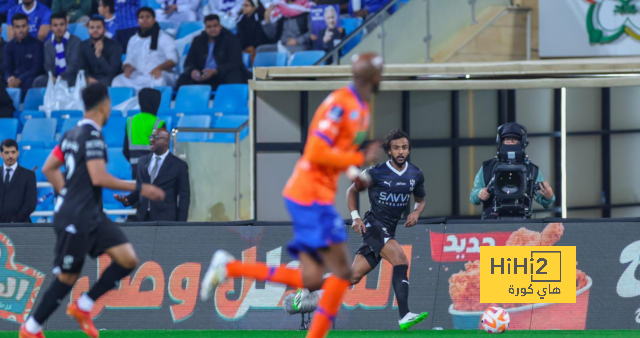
[0,232,45,324]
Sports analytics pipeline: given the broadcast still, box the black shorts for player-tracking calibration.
[355,219,397,269]
[53,214,129,274]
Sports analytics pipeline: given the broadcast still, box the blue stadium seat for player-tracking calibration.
[51,110,83,130]
[157,115,173,130]
[108,87,135,107]
[0,118,19,142]
[103,116,127,147]
[242,52,251,69]
[68,23,90,40]
[289,51,326,66]
[210,84,249,116]
[158,21,175,31]
[176,21,204,39]
[19,110,46,126]
[173,85,210,116]
[155,86,173,114]
[211,116,248,143]
[20,119,57,149]
[143,0,162,9]
[253,52,287,67]
[6,88,20,110]
[19,148,51,181]
[106,148,131,180]
[23,88,46,111]
[177,115,211,142]
[341,17,363,55]
[1,23,6,42]
[59,117,81,135]
[36,187,55,211]
[121,54,126,63]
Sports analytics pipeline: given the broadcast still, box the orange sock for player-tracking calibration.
[307,276,350,338]
[226,261,304,288]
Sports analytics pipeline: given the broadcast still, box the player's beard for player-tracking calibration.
[391,155,405,168]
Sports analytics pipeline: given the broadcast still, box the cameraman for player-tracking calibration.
[470,122,555,219]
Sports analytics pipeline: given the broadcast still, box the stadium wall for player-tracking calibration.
[0,220,638,331]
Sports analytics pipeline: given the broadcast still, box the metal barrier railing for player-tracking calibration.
[171,121,249,220]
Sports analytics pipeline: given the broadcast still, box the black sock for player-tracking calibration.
[87,262,134,301]
[392,264,410,319]
[32,278,74,324]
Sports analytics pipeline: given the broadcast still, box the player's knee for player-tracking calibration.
[302,274,323,291]
[118,254,139,270]
[333,266,352,281]
[57,273,79,286]
[350,273,364,285]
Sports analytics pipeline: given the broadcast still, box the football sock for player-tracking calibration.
[77,293,95,312]
[24,317,42,334]
[392,264,410,319]
[31,278,73,326]
[227,261,304,288]
[87,262,134,302]
[307,275,350,338]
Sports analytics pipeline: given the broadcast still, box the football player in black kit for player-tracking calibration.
[348,129,428,330]
[19,84,165,338]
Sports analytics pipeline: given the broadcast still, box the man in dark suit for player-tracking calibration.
[0,138,36,223]
[176,14,247,90]
[114,128,190,221]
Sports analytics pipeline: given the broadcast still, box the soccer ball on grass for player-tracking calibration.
[481,307,510,334]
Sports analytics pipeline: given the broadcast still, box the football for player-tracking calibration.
[481,307,510,334]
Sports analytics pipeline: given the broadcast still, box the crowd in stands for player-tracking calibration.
[0,0,393,104]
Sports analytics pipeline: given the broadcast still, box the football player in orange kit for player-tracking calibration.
[200,53,384,337]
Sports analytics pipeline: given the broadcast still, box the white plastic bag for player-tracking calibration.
[42,71,87,112]
[113,97,139,114]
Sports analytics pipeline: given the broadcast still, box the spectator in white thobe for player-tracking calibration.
[112,6,179,91]
[155,0,201,28]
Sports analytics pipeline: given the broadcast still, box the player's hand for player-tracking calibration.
[123,64,134,78]
[363,141,382,164]
[478,188,490,202]
[113,194,129,206]
[352,218,366,235]
[87,77,99,84]
[404,211,419,227]
[94,39,104,57]
[141,184,165,202]
[539,181,554,200]
[286,38,298,46]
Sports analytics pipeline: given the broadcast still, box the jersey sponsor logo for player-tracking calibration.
[65,224,77,234]
[91,131,102,138]
[86,139,106,150]
[349,110,359,120]
[0,232,45,324]
[328,106,343,122]
[61,139,79,153]
[396,182,407,186]
[410,179,416,191]
[383,181,392,187]
[378,192,411,207]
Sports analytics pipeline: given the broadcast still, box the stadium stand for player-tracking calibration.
[289,51,326,66]
[108,87,136,107]
[253,52,288,67]
[177,115,212,142]
[210,84,249,117]
[51,110,83,130]
[177,21,205,39]
[210,115,248,143]
[6,88,20,111]
[173,85,211,117]
[103,116,128,147]
[59,117,82,135]
[0,118,19,142]
[23,88,46,111]
[19,119,57,150]
[19,148,51,181]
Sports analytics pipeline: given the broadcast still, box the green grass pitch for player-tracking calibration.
[1,331,633,337]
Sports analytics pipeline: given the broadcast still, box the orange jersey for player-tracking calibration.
[283,85,370,205]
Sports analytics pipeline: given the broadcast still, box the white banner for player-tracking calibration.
[540,0,640,57]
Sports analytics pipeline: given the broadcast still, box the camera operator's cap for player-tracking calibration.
[497,122,525,141]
